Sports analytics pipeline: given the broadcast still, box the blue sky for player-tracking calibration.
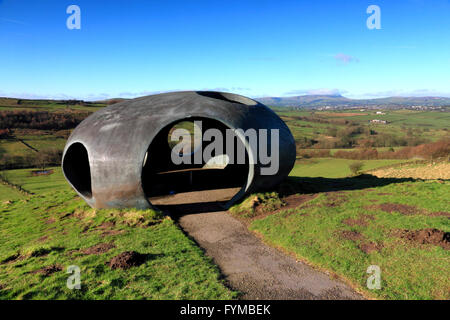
[0,0,449,100]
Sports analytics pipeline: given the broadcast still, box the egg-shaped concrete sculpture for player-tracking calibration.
[62,91,295,209]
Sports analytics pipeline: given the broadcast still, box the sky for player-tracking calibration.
[0,0,449,100]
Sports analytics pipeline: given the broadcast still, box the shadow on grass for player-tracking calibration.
[275,174,417,197]
[160,174,416,217]
[157,201,228,217]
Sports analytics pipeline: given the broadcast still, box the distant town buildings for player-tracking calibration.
[370,119,388,124]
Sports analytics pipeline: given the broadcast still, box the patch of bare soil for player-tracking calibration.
[339,230,383,254]
[45,218,56,224]
[252,194,318,221]
[340,230,363,241]
[324,192,348,207]
[107,251,146,269]
[359,242,383,254]
[282,194,318,211]
[82,243,115,255]
[37,235,49,242]
[97,222,125,237]
[31,264,62,276]
[377,203,423,215]
[397,228,450,250]
[101,229,125,237]
[342,214,375,227]
[82,221,126,237]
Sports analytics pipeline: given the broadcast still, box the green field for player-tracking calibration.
[290,158,408,178]
[1,167,67,194]
[0,168,235,299]
[0,98,105,112]
[278,109,450,147]
[0,184,25,202]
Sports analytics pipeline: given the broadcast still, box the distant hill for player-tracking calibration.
[94,98,129,105]
[256,95,450,108]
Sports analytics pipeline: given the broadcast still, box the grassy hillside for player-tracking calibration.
[0,168,235,299]
[232,160,450,300]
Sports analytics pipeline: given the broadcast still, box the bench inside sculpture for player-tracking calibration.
[62,91,296,209]
[144,118,248,206]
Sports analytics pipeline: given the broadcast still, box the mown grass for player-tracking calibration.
[290,158,408,178]
[0,184,25,202]
[0,171,235,300]
[241,161,450,300]
[2,167,67,194]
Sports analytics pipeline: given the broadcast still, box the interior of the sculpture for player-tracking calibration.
[62,142,92,198]
[142,117,249,208]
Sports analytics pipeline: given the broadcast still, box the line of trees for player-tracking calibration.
[0,110,91,130]
[334,139,450,160]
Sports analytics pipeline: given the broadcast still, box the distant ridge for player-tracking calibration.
[255,95,450,108]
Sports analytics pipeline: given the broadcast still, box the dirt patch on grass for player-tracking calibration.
[359,242,383,254]
[397,229,450,250]
[101,229,126,237]
[233,193,319,222]
[97,222,125,237]
[230,192,285,220]
[82,243,115,255]
[342,214,375,227]
[339,230,383,254]
[340,230,363,241]
[377,193,393,196]
[368,203,449,218]
[31,264,63,276]
[45,218,56,224]
[37,235,49,242]
[282,194,318,211]
[376,203,424,215]
[82,221,126,237]
[325,192,348,208]
[107,251,147,269]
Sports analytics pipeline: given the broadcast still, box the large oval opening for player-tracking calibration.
[62,142,92,198]
[142,117,250,212]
